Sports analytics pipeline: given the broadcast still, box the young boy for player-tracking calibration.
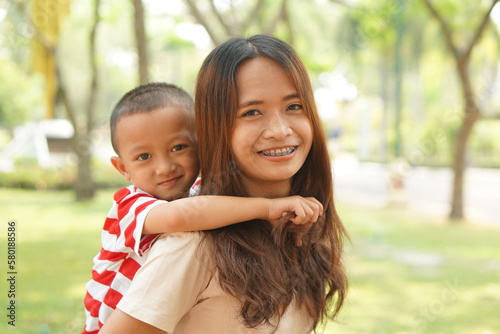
[82,82,322,333]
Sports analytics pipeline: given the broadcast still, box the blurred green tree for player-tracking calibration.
[329,0,500,221]
[13,0,101,200]
[421,0,499,220]
[31,0,70,119]
[0,59,43,128]
[331,0,417,161]
[182,0,295,45]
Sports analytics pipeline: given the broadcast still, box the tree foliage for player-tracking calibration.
[0,59,44,128]
[30,0,71,119]
[1,0,499,219]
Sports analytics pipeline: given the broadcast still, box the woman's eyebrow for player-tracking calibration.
[239,100,263,108]
[283,93,300,101]
[239,93,300,108]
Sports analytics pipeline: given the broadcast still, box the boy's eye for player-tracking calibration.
[172,145,187,152]
[137,153,151,161]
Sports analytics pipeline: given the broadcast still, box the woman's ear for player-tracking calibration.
[110,156,131,181]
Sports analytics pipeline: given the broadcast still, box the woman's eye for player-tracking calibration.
[287,103,303,111]
[137,153,151,161]
[172,145,186,152]
[242,109,260,117]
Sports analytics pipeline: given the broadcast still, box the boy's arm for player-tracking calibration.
[100,309,165,334]
[142,195,322,234]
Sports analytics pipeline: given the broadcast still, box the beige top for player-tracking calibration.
[117,232,313,334]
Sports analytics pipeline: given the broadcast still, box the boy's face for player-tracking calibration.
[111,106,199,201]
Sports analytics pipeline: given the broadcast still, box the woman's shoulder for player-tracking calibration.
[155,231,203,244]
[136,232,214,287]
[149,232,211,266]
[152,232,203,251]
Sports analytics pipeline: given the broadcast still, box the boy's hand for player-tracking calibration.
[265,196,323,247]
[266,196,323,227]
[280,211,313,247]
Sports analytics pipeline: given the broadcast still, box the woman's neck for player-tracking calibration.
[244,179,292,198]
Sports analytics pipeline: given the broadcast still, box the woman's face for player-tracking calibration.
[231,57,313,197]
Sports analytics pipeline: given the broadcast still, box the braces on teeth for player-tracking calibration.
[260,147,296,156]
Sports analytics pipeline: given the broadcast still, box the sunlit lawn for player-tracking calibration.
[1,188,107,334]
[327,202,500,334]
[0,188,498,333]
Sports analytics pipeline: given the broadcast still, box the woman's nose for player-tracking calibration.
[262,113,293,139]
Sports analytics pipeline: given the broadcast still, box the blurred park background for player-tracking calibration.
[0,0,499,333]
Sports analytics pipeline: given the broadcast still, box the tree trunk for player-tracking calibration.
[393,0,405,158]
[379,55,389,163]
[72,132,95,200]
[72,0,101,200]
[133,0,149,84]
[59,0,100,200]
[421,0,496,221]
[449,59,481,219]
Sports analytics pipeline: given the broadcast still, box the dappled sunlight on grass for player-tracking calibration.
[13,233,95,332]
[1,188,113,242]
[325,202,500,333]
[0,188,111,332]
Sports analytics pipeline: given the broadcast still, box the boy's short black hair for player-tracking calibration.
[110,82,194,154]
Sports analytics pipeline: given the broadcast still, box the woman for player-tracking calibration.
[100,34,348,334]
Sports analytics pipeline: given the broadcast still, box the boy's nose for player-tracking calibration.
[155,158,176,175]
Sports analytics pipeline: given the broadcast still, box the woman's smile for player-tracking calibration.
[258,146,297,156]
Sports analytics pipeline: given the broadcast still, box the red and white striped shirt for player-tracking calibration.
[81,186,165,334]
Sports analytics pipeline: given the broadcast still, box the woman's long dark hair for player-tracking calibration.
[195,35,347,331]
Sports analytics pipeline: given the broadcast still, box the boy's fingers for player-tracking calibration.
[294,232,304,247]
[305,197,323,216]
[286,223,312,234]
[303,205,317,223]
[294,206,305,221]
[305,202,320,222]
[290,208,309,225]
[290,201,319,225]
[279,211,295,225]
[290,223,312,245]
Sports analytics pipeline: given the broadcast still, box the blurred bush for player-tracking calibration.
[0,159,129,190]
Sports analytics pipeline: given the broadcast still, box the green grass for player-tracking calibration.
[0,188,108,333]
[0,188,498,333]
[326,203,500,334]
